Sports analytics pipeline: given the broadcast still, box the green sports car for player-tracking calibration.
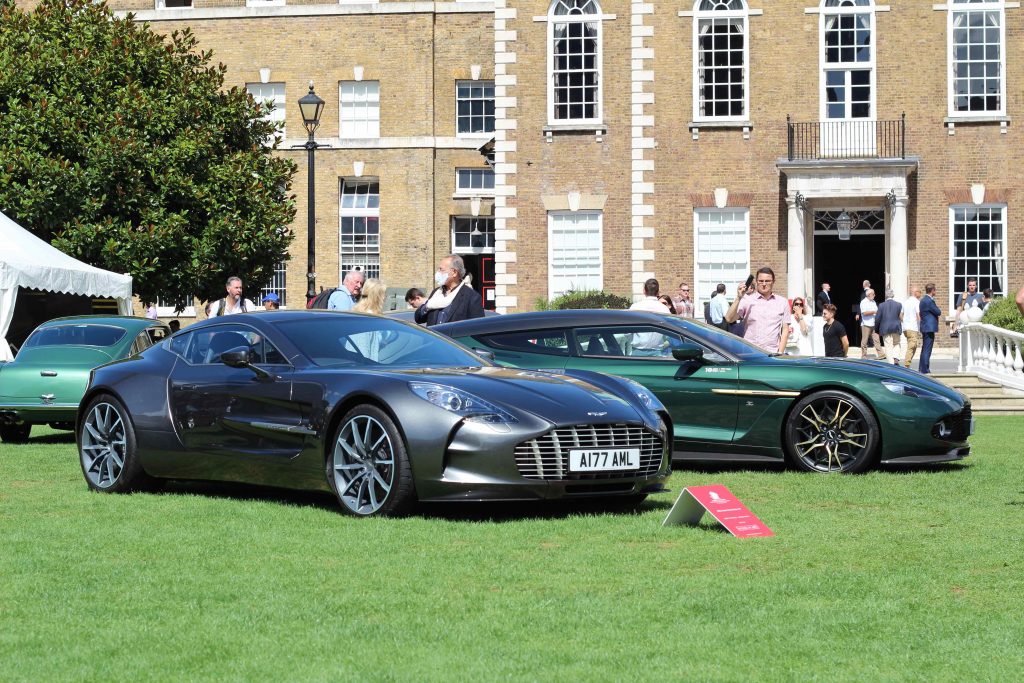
[435,310,973,473]
[0,316,169,443]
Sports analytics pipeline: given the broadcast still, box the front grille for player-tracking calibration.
[946,409,970,440]
[514,423,664,481]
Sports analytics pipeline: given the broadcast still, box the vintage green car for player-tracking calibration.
[435,310,973,473]
[0,316,168,442]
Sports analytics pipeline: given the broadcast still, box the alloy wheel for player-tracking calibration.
[790,396,872,473]
[332,414,396,515]
[81,401,127,488]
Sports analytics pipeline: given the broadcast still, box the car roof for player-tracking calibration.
[434,309,675,336]
[37,315,166,331]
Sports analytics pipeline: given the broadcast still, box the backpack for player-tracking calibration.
[308,288,337,310]
[215,297,247,316]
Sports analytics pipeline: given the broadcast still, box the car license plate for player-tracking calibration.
[569,448,641,472]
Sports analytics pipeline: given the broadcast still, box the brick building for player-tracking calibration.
[93,1,1024,339]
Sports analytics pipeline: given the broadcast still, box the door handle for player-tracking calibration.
[40,371,58,377]
[177,384,198,391]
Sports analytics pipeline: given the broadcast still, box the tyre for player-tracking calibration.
[79,394,149,492]
[0,423,31,443]
[784,390,880,473]
[327,405,416,517]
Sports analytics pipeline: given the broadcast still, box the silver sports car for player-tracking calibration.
[77,311,671,516]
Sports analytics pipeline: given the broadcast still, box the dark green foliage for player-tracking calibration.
[0,0,296,307]
[981,295,1024,334]
[534,289,632,311]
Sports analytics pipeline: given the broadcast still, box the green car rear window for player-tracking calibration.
[480,330,570,357]
[24,324,128,349]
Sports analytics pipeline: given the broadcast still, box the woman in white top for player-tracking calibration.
[789,297,813,356]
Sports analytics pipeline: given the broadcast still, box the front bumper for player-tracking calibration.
[417,418,673,502]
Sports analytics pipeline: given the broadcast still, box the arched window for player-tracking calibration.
[548,0,602,124]
[693,0,749,121]
[948,0,1006,116]
[820,0,875,121]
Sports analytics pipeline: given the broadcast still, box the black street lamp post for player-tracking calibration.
[298,82,326,304]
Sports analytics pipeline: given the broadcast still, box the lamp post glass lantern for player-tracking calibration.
[300,82,325,303]
[836,210,853,241]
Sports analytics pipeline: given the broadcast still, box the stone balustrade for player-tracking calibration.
[958,322,1024,391]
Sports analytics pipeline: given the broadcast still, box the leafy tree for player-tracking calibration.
[0,0,296,308]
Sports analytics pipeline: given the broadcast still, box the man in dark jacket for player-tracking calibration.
[874,289,903,365]
[415,254,485,326]
[918,283,942,374]
[815,282,832,316]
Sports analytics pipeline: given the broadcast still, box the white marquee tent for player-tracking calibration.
[0,211,133,361]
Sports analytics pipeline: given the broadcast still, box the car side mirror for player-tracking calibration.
[474,348,496,363]
[220,347,274,381]
[672,344,704,362]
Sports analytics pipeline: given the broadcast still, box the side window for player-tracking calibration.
[481,330,570,357]
[130,331,153,356]
[577,325,731,362]
[182,325,287,366]
[577,326,681,358]
[167,332,191,358]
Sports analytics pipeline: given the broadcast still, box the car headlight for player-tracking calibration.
[619,377,665,412]
[409,383,519,425]
[881,380,946,401]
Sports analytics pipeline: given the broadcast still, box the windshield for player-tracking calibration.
[23,324,128,349]
[663,317,771,359]
[275,315,485,369]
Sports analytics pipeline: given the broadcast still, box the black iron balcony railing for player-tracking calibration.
[786,113,905,161]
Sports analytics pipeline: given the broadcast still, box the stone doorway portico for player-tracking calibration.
[778,158,919,302]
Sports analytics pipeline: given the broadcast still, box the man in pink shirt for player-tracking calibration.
[724,267,791,354]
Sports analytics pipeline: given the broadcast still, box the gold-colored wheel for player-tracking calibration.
[785,391,879,473]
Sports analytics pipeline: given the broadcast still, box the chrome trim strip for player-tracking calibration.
[711,389,801,398]
[250,421,317,436]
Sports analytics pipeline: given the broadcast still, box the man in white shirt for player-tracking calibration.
[902,286,922,369]
[708,283,729,329]
[629,278,671,355]
[858,288,882,359]
[209,276,256,317]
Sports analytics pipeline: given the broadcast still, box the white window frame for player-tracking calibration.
[692,208,750,312]
[156,297,196,318]
[256,262,288,309]
[948,204,1007,311]
[339,81,380,139]
[547,0,604,126]
[819,0,876,122]
[547,211,603,300]
[947,0,1007,117]
[451,217,496,255]
[245,81,286,141]
[340,179,381,283]
[456,80,496,137]
[454,168,496,197]
[692,0,750,123]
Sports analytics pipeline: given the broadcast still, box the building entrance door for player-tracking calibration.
[813,211,885,348]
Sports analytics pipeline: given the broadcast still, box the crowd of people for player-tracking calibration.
[150,256,1024,376]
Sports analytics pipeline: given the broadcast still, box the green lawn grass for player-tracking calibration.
[2,419,1022,681]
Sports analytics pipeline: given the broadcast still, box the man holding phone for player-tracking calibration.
[724,267,791,354]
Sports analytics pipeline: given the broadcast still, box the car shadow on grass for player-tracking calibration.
[149,479,671,521]
[22,431,76,445]
[156,480,339,512]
